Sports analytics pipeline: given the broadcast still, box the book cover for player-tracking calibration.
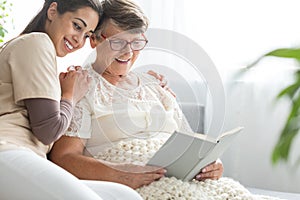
[147,127,244,181]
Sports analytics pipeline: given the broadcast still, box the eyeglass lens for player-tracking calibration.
[110,39,147,51]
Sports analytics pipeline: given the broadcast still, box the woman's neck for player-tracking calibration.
[101,70,123,86]
[92,62,122,85]
[92,63,138,88]
[102,70,140,90]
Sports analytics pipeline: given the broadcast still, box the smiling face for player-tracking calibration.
[45,2,99,57]
[92,22,146,80]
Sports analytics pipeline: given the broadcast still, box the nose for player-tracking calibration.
[73,32,87,49]
[122,43,133,54]
[117,45,133,59]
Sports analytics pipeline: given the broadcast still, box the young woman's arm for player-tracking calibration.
[24,98,73,145]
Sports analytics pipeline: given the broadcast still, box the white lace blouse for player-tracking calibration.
[65,63,192,154]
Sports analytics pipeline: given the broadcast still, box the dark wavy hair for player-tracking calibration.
[21,0,103,34]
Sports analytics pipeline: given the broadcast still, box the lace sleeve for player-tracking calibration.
[64,98,93,139]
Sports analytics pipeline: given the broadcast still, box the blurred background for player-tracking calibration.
[2,0,300,194]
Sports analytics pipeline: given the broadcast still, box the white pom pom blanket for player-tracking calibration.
[95,138,282,200]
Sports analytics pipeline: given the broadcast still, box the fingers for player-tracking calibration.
[147,70,166,85]
[59,71,78,83]
[163,85,176,98]
[146,70,177,98]
[134,172,165,189]
[150,173,164,182]
[60,65,91,104]
[132,165,166,175]
[63,66,90,82]
[196,171,220,180]
[145,167,166,175]
[144,172,164,182]
[67,65,76,71]
[195,160,224,181]
[59,72,67,80]
[117,166,166,189]
[147,70,161,80]
[67,65,82,72]
[202,161,221,173]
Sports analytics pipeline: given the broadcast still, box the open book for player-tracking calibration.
[147,127,244,181]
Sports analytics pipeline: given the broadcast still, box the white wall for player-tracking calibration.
[221,67,300,193]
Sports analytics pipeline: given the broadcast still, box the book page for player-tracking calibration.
[217,127,244,142]
[147,131,216,179]
[178,130,217,143]
[183,126,244,181]
[147,127,244,181]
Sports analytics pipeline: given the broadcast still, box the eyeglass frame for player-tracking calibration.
[100,33,148,51]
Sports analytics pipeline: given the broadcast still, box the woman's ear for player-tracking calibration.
[47,2,58,21]
[90,34,98,48]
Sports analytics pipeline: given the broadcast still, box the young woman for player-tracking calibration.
[0,0,142,199]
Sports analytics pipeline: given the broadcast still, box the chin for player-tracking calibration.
[56,49,67,57]
[119,72,129,77]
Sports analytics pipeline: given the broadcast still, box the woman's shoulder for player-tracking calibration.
[18,32,50,39]
[5,32,54,52]
[18,32,52,47]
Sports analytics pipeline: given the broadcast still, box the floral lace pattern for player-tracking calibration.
[65,102,85,137]
[65,64,195,142]
[87,66,173,106]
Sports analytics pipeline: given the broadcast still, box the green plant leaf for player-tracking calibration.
[0,28,6,37]
[0,0,12,44]
[266,48,300,59]
[245,46,300,165]
[247,48,300,69]
[277,82,300,99]
[272,123,299,164]
[272,90,300,164]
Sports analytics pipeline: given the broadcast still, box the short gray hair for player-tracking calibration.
[96,0,149,37]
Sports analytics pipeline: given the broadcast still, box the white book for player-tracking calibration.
[147,127,244,181]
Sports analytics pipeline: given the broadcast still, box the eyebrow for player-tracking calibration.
[75,17,87,27]
[109,34,145,40]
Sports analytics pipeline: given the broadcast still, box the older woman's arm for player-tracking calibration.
[48,135,166,189]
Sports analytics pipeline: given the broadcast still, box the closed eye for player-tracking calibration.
[132,40,143,45]
[111,40,126,45]
[73,22,82,31]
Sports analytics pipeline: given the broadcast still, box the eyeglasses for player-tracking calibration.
[101,34,148,51]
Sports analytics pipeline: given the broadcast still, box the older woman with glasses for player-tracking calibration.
[48,0,223,191]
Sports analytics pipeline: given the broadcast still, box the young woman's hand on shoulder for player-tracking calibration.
[59,66,91,105]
